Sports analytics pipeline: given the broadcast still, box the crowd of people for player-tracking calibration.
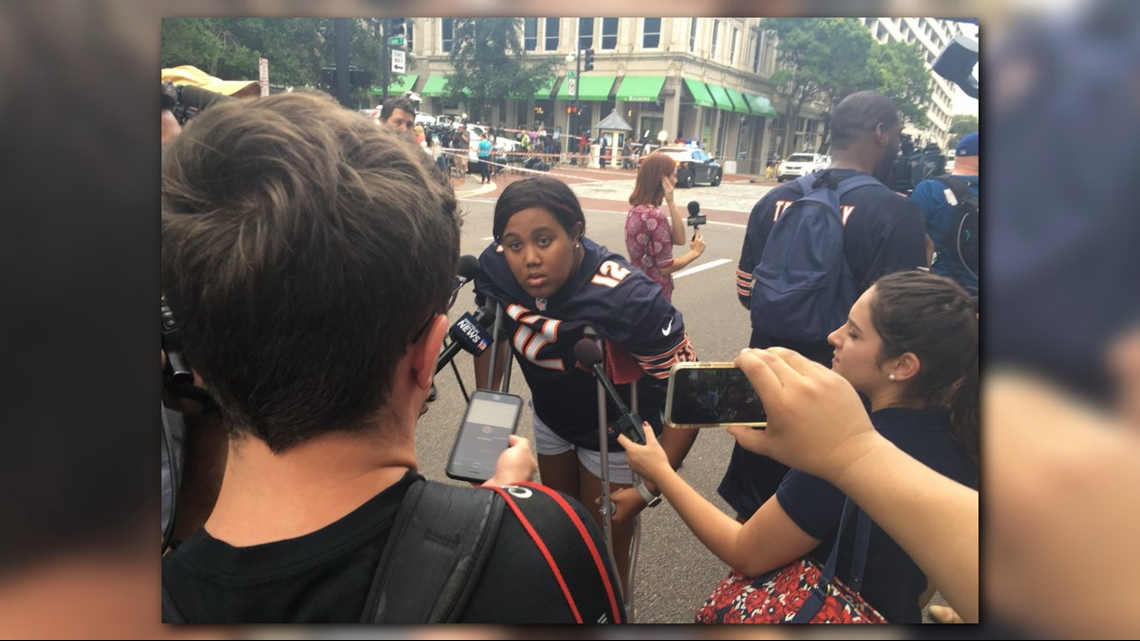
[159,65,985,626]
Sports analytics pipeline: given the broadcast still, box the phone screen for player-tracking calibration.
[446,392,523,483]
[667,365,767,427]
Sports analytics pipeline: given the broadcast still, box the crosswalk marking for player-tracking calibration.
[673,258,732,279]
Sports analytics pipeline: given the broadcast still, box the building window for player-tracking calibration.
[407,21,415,52]
[545,18,560,51]
[690,18,698,52]
[711,20,719,58]
[643,18,661,49]
[730,27,739,65]
[751,35,760,73]
[601,18,618,50]
[441,18,453,53]
[876,23,887,42]
[524,18,537,51]
[579,18,594,50]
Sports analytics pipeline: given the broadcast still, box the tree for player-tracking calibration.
[763,18,875,158]
[868,41,934,130]
[446,18,558,123]
[947,114,979,148]
[161,18,391,107]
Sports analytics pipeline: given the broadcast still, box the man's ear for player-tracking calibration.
[409,315,449,390]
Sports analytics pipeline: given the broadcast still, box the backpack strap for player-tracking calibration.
[488,482,625,624]
[934,175,977,207]
[361,480,505,623]
[790,497,872,623]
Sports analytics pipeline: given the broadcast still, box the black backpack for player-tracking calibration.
[934,176,979,279]
[162,480,623,624]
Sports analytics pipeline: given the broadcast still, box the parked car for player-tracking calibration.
[776,152,830,182]
[414,112,436,126]
[357,108,381,124]
[640,146,723,187]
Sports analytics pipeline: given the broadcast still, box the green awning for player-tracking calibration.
[534,77,557,99]
[511,77,558,100]
[557,75,616,101]
[724,87,750,114]
[420,75,448,97]
[614,76,666,102]
[388,74,418,95]
[683,78,715,108]
[706,83,733,111]
[745,93,779,118]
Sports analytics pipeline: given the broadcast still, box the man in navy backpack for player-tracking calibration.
[724,91,928,519]
[911,131,979,295]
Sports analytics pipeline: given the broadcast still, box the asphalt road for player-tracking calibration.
[413,177,766,623]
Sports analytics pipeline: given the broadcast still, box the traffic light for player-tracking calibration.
[321,66,335,87]
[349,68,372,88]
[583,48,595,72]
[388,17,406,38]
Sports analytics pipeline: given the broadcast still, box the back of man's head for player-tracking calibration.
[162,91,460,453]
[953,132,979,175]
[830,91,900,152]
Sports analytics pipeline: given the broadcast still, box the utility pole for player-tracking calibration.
[334,18,351,107]
[381,19,390,101]
[572,46,581,147]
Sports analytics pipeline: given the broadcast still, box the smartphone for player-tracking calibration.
[665,362,767,428]
[446,390,524,483]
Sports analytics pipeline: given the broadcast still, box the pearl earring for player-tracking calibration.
[888,374,896,381]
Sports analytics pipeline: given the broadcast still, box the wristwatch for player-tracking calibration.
[636,481,663,508]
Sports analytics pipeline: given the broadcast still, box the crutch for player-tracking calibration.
[483,300,513,393]
[584,326,641,623]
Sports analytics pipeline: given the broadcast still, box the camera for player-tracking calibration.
[887,133,946,194]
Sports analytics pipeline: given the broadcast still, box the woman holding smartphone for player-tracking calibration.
[473,176,700,590]
[620,270,978,623]
[624,153,706,302]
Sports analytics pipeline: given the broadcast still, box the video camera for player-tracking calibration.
[887,133,946,194]
[162,81,234,126]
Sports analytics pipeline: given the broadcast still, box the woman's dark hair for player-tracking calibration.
[493,176,586,242]
[870,271,979,464]
[629,153,676,208]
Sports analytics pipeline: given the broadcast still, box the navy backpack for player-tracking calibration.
[750,171,886,343]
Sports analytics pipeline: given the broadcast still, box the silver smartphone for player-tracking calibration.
[665,362,767,428]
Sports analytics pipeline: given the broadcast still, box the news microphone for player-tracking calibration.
[435,306,496,374]
[686,201,707,236]
[456,255,480,287]
[574,338,646,445]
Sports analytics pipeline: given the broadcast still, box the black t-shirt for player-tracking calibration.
[776,408,978,623]
[161,471,621,623]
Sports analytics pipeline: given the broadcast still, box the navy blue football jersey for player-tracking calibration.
[475,237,697,451]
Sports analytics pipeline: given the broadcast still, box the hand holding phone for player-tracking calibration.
[446,390,524,483]
[480,434,536,487]
[665,362,767,428]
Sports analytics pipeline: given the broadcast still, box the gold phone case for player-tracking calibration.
[665,362,768,429]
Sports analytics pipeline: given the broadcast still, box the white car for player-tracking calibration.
[776,153,831,182]
[414,112,436,126]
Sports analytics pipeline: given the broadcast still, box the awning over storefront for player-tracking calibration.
[706,83,734,111]
[557,75,617,101]
[509,77,559,100]
[388,74,418,95]
[682,78,715,108]
[614,76,666,102]
[420,75,449,97]
[745,93,779,118]
[724,87,751,114]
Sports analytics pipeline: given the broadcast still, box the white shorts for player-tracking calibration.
[532,406,634,485]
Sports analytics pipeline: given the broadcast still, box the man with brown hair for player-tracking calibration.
[160,92,621,624]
